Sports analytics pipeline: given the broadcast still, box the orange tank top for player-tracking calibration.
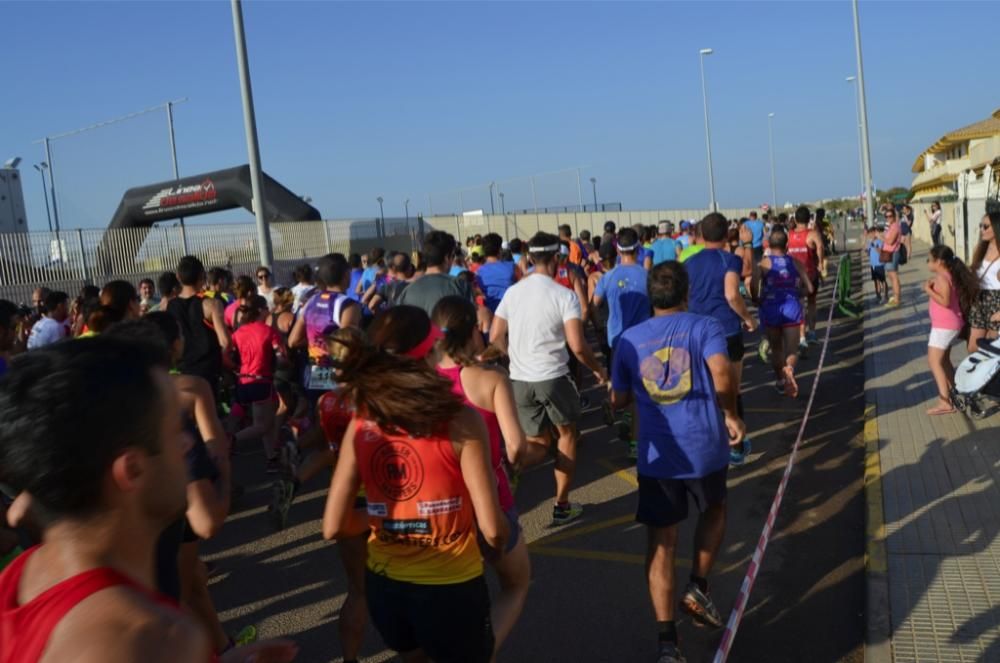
[352,418,482,585]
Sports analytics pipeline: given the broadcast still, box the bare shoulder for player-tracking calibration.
[43,585,207,663]
[449,404,488,441]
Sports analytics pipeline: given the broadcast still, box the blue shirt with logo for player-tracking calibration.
[595,264,651,348]
[684,248,743,338]
[651,237,678,265]
[612,313,730,479]
[867,238,884,267]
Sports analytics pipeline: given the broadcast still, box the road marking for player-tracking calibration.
[863,404,888,574]
[597,458,639,488]
[529,514,635,547]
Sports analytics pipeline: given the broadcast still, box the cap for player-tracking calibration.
[680,220,691,230]
[501,240,510,250]
[657,221,670,235]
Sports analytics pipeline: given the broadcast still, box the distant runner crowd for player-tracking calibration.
[0,206,885,663]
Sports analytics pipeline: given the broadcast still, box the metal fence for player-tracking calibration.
[0,218,418,305]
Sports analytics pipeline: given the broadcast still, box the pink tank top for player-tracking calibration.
[929,272,963,330]
[436,365,514,512]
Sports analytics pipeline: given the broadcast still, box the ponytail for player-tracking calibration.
[335,307,463,436]
[931,245,979,314]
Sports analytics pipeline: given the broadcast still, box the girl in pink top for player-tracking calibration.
[431,295,529,651]
[923,245,978,415]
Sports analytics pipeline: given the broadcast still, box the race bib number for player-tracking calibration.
[307,365,337,391]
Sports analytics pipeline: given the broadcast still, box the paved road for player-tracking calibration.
[204,248,867,663]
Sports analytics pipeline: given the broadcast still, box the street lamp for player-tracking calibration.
[845,76,865,212]
[404,198,410,226]
[33,163,53,233]
[851,0,875,227]
[376,196,385,238]
[767,113,777,212]
[498,191,505,215]
[488,182,496,215]
[589,177,598,212]
[698,48,718,212]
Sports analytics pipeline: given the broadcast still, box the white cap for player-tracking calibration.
[501,241,510,250]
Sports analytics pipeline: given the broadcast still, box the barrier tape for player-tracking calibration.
[712,262,842,663]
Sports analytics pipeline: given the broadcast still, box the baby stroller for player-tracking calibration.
[951,339,1000,420]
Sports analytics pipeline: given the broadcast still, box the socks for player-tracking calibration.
[690,574,709,594]
[657,620,678,644]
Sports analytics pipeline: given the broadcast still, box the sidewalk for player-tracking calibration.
[864,239,1000,662]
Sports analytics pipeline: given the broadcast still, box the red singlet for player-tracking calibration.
[786,228,818,279]
[0,546,215,663]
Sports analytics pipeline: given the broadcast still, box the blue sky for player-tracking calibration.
[3,1,998,230]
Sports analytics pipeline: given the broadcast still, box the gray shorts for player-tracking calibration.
[512,375,581,437]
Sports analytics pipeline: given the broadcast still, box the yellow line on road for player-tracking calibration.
[597,458,639,488]
[863,404,888,574]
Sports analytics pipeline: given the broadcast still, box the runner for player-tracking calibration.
[155,271,181,312]
[592,227,652,459]
[224,275,256,331]
[206,268,234,305]
[678,223,704,263]
[232,295,286,473]
[684,213,756,467]
[167,256,231,394]
[490,232,608,525]
[0,337,296,663]
[397,231,473,316]
[290,264,316,314]
[86,280,141,334]
[787,206,825,350]
[322,305,508,663]
[651,221,678,267]
[754,226,814,398]
[476,232,518,312]
[289,253,361,404]
[432,295,530,649]
[610,261,744,663]
[363,252,414,311]
[588,242,618,367]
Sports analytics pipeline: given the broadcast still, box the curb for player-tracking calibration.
[861,253,893,663]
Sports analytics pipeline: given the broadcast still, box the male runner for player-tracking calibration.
[0,337,296,663]
[787,205,825,350]
[612,262,744,663]
[167,256,231,394]
[475,232,518,312]
[651,222,678,266]
[684,213,756,466]
[397,231,473,316]
[490,232,608,525]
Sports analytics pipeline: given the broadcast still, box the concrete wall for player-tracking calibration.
[424,208,757,245]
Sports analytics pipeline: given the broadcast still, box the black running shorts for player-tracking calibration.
[636,467,728,528]
[726,334,745,362]
[365,571,494,662]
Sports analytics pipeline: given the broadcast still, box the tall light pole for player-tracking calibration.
[851,0,875,227]
[42,138,62,260]
[488,182,496,215]
[575,168,584,212]
[33,163,53,233]
[231,0,274,268]
[377,196,385,238]
[498,191,505,215]
[590,177,598,211]
[767,113,777,211]
[845,76,866,213]
[404,198,410,227]
[698,48,718,212]
[165,100,189,254]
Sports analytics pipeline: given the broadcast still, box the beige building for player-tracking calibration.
[909,109,1000,260]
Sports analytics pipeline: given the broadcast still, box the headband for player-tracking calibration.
[529,244,561,253]
[403,324,444,359]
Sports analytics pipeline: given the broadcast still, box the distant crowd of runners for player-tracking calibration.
[0,206,875,663]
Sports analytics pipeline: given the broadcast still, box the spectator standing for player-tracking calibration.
[968,212,1000,352]
[925,202,943,247]
[881,208,904,307]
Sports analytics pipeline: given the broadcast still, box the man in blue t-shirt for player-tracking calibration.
[684,213,756,466]
[744,211,765,261]
[611,260,744,663]
[475,232,518,311]
[651,221,678,266]
[594,227,651,353]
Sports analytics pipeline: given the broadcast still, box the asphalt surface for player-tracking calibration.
[204,246,867,663]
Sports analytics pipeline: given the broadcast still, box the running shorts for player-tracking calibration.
[760,297,804,329]
[477,505,521,562]
[511,375,581,437]
[636,467,728,528]
[725,334,745,362]
[235,381,274,405]
[365,571,494,663]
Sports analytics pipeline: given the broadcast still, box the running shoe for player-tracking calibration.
[551,502,583,526]
[601,399,617,427]
[798,339,808,359]
[628,440,638,461]
[729,438,752,467]
[806,330,819,345]
[233,625,258,646]
[757,338,770,364]
[680,582,723,629]
[656,641,687,663]
[774,379,786,395]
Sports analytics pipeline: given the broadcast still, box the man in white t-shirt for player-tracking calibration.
[27,291,69,350]
[290,264,315,314]
[491,232,608,525]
